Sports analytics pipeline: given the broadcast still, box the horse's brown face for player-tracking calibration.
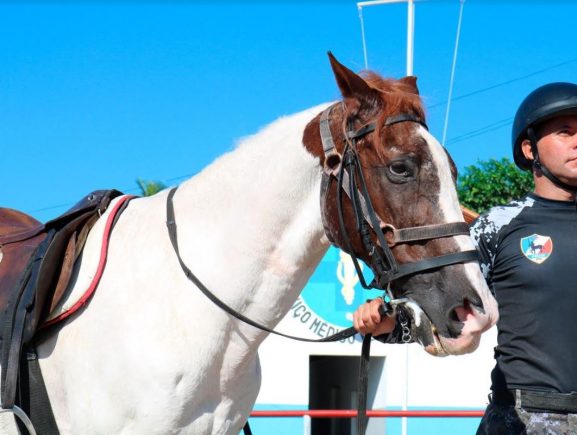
[303,53,498,356]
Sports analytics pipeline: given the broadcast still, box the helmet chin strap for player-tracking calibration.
[527,127,577,193]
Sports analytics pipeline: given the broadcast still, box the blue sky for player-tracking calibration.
[2,1,576,221]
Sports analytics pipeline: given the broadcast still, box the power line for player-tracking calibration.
[445,117,512,146]
[430,57,577,109]
[440,57,577,146]
[29,172,196,215]
[441,0,465,146]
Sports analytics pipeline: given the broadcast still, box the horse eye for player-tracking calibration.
[389,161,411,177]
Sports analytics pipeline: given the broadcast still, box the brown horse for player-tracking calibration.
[0,53,497,434]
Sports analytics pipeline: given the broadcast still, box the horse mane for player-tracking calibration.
[361,71,426,125]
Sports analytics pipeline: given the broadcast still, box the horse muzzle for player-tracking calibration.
[402,297,497,357]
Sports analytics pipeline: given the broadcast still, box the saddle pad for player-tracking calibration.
[41,195,134,328]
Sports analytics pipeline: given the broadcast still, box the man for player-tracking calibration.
[353,82,577,434]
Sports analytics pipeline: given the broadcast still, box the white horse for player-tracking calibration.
[0,54,498,434]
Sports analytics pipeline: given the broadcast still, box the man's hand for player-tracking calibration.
[353,298,396,336]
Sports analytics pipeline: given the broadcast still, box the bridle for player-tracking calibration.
[319,103,478,297]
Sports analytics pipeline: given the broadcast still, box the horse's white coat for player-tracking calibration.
[0,105,497,434]
[39,104,330,435]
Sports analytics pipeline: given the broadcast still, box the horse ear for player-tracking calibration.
[327,52,376,105]
[400,76,419,95]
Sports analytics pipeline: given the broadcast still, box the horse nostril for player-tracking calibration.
[448,306,461,324]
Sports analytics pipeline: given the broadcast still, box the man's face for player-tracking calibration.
[523,114,577,184]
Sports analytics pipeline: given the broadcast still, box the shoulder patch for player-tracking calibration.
[520,234,553,264]
[470,196,535,248]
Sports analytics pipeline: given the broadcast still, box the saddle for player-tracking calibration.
[0,190,123,412]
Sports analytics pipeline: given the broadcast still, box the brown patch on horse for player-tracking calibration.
[303,59,425,172]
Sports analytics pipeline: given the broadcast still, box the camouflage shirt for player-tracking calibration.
[470,192,577,394]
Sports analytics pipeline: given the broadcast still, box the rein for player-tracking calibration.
[166,187,368,344]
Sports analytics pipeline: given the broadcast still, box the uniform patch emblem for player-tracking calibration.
[520,234,553,264]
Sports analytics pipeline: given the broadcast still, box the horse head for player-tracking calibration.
[303,53,498,356]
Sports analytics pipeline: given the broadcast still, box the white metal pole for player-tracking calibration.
[357,0,416,75]
[358,5,369,69]
[402,345,409,435]
[358,0,408,7]
[303,415,311,435]
[406,0,414,76]
[442,0,465,146]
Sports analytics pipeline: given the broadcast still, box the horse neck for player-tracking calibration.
[174,104,331,340]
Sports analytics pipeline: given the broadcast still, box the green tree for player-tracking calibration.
[136,178,167,197]
[457,158,534,214]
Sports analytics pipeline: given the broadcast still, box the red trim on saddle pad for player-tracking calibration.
[41,195,136,329]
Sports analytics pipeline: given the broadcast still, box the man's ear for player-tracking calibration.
[521,138,534,162]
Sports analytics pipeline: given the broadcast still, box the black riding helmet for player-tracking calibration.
[512,82,577,170]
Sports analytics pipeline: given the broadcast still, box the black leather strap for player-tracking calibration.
[166,187,356,344]
[16,349,60,434]
[243,421,253,435]
[385,113,427,129]
[394,250,479,281]
[1,232,54,409]
[357,333,372,435]
[346,123,376,140]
